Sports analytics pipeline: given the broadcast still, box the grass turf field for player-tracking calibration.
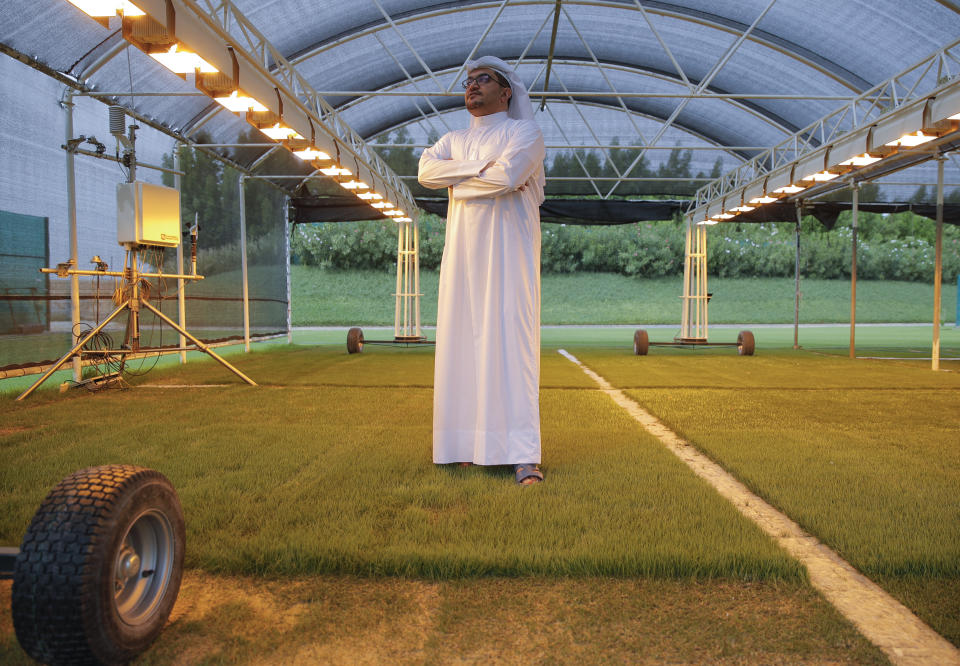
[1,327,958,662]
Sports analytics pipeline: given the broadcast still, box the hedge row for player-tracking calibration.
[290,212,960,282]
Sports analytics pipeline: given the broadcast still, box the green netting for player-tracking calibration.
[0,60,290,377]
[0,210,49,336]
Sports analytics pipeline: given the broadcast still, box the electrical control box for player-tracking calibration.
[117,181,181,247]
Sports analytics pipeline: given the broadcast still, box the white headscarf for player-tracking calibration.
[464,56,534,121]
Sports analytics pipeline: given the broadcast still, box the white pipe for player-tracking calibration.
[933,156,945,371]
[175,147,187,364]
[239,175,251,352]
[794,204,802,350]
[850,185,859,359]
[285,195,292,344]
[64,90,82,382]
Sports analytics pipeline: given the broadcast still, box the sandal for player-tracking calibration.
[514,464,544,485]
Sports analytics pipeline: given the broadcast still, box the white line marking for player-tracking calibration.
[557,348,960,666]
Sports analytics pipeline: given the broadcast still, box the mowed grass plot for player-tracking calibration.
[0,575,885,664]
[1,347,798,580]
[574,347,960,646]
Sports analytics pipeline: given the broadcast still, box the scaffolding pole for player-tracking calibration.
[850,185,859,359]
[933,156,945,371]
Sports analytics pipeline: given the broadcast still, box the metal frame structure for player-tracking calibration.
[4,0,960,373]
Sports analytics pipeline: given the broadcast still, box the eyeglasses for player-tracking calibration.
[461,73,506,89]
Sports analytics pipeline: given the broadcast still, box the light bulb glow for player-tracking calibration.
[696,219,718,225]
[371,202,390,208]
[215,90,268,113]
[886,130,935,147]
[839,153,881,167]
[67,0,144,17]
[802,170,840,182]
[773,185,806,194]
[711,212,734,220]
[749,195,778,204]
[319,166,351,177]
[730,204,755,212]
[950,112,960,120]
[150,43,218,74]
[293,148,331,161]
[357,192,383,200]
[339,180,369,190]
[261,124,303,141]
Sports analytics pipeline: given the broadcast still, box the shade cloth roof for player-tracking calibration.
[2,0,960,218]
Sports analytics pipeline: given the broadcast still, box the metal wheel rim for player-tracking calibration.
[113,509,175,626]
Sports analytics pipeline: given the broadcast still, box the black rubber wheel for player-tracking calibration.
[347,326,364,354]
[738,330,756,356]
[12,465,185,665]
[633,329,649,356]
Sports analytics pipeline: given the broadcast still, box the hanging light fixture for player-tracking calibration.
[319,165,351,177]
[215,90,268,113]
[885,130,936,147]
[149,43,218,74]
[66,0,144,17]
[260,123,303,141]
[292,147,331,161]
[339,179,370,190]
[371,201,391,209]
[772,184,806,194]
[838,153,881,167]
[801,170,840,182]
[358,191,383,200]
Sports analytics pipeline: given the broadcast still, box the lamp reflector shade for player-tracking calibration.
[802,170,840,182]
[319,166,351,177]
[215,91,268,113]
[885,131,935,147]
[773,185,806,194]
[261,124,303,141]
[67,0,144,16]
[838,153,881,167]
[293,148,331,161]
[150,44,218,74]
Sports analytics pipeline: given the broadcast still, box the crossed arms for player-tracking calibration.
[417,121,545,201]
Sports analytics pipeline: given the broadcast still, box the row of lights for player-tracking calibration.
[695,118,958,225]
[66,0,412,223]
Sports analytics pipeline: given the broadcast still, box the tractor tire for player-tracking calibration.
[738,330,755,356]
[633,329,649,356]
[12,465,185,665]
[347,327,364,354]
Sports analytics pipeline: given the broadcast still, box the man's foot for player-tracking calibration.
[514,464,543,485]
[458,462,473,467]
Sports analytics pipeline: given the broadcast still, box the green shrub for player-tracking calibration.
[289,211,960,282]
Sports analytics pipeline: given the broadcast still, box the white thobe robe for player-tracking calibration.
[418,111,546,465]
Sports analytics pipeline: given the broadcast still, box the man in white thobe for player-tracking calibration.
[418,56,546,484]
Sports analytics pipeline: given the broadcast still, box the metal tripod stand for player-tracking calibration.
[15,246,256,401]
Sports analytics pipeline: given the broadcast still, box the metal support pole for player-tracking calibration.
[933,156,945,371]
[414,213,422,338]
[238,175,251,352]
[16,299,131,401]
[794,204,802,350]
[850,184,859,359]
[140,300,257,386]
[64,90,82,381]
[394,220,403,338]
[175,146,187,364]
[285,195,292,344]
